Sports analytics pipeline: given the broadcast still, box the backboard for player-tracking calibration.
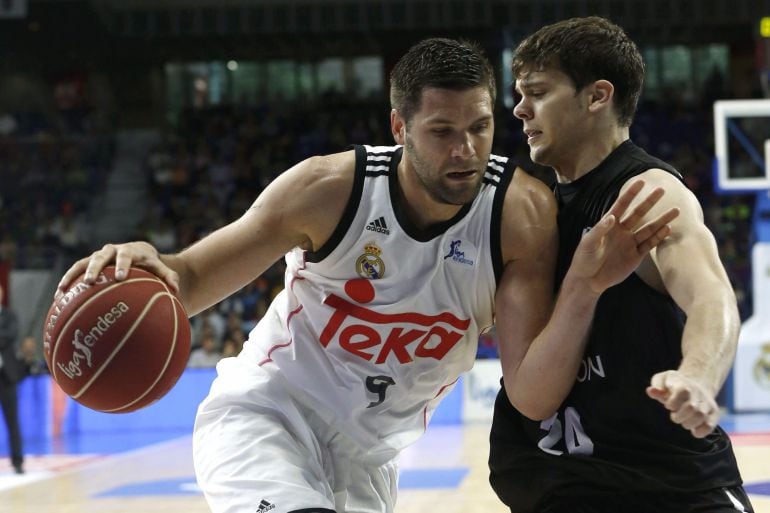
[713,99,770,192]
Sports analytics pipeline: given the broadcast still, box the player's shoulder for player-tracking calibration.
[631,167,685,188]
[279,149,357,202]
[498,167,558,263]
[296,149,357,181]
[507,167,557,217]
[623,167,696,207]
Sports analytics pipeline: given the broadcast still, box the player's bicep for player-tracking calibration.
[495,238,557,372]
[176,153,354,313]
[653,216,734,313]
[495,169,559,366]
[629,170,733,311]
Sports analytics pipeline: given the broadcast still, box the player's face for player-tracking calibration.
[513,68,591,169]
[397,86,494,206]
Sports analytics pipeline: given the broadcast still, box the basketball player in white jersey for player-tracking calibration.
[58,38,677,513]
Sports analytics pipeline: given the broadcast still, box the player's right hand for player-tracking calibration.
[56,241,180,296]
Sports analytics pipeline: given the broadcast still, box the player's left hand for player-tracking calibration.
[646,370,720,438]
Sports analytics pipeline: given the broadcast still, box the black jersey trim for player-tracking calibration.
[305,146,366,263]
[491,160,515,285]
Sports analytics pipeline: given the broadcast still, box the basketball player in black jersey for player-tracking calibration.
[489,17,753,513]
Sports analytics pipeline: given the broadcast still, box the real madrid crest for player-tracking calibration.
[753,342,770,389]
[356,243,385,279]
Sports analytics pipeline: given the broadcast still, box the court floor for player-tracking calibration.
[1,414,769,513]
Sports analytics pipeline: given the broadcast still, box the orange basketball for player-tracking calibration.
[42,266,191,413]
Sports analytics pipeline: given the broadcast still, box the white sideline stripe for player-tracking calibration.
[0,470,55,491]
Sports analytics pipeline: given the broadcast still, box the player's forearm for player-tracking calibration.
[158,252,202,315]
[678,295,740,396]
[505,275,601,420]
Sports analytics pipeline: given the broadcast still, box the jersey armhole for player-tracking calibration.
[305,145,367,263]
[491,161,516,285]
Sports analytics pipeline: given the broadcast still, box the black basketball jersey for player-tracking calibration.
[489,140,744,511]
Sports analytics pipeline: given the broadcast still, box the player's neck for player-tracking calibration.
[554,128,629,183]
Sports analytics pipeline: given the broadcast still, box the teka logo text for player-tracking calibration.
[319,279,469,364]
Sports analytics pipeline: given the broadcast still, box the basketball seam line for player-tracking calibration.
[103,295,183,413]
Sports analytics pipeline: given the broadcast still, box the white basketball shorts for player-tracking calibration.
[193,354,399,513]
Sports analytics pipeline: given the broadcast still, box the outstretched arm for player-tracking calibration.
[637,170,740,438]
[57,151,356,316]
[496,172,678,420]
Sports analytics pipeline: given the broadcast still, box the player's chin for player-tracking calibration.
[454,188,482,205]
[529,145,553,167]
[453,176,484,199]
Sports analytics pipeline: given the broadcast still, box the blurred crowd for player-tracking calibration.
[0,105,115,269]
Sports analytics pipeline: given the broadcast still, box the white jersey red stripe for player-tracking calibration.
[243,144,513,462]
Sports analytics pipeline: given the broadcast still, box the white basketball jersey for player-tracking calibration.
[244,145,513,462]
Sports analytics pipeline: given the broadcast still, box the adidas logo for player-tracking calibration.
[256,499,275,512]
[365,216,390,235]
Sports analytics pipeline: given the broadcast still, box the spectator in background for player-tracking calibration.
[187,334,221,368]
[146,215,179,254]
[191,306,226,348]
[0,283,23,474]
[226,327,246,354]
[238,278,268,332]
[0,112,17,137]
[0,232,19,267]
[47,204,87,260]
[223,309,245,338]
[19,336,48,376]
[221,337,242,359]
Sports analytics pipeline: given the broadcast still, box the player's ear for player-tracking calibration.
[391,109,406,145]
[587,80,614,114]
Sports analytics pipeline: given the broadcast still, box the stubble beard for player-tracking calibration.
[405,135,483,206]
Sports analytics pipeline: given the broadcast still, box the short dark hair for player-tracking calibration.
[512,16,644,127]
[390,38,496,123]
